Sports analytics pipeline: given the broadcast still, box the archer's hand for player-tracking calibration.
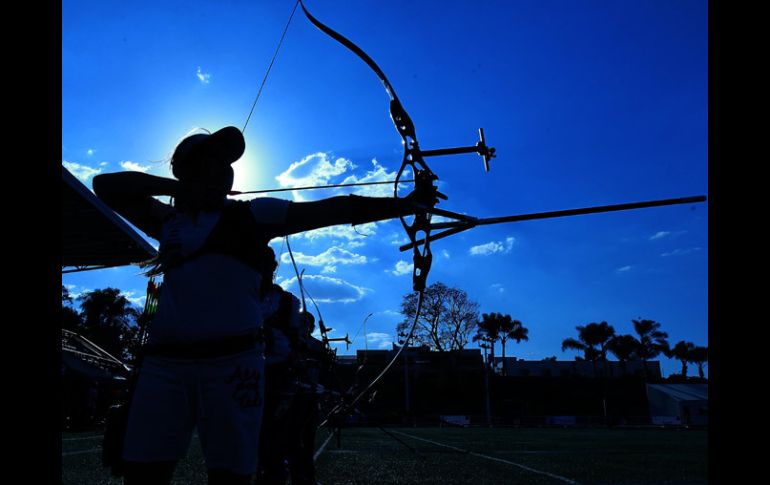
[405,171,445,209]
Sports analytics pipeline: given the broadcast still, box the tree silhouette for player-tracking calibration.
[473,313,502,368]
[688,345,708,378]
[670,340,696,378]
[62,285,84,333]
[397,282,479,351]
[562,335,594,368]
[632,318,669,377]
[606,334,640,375]
[498,315,529,376]
[442,285,482,350]
[77,288,141,361]
[562,321,615,376]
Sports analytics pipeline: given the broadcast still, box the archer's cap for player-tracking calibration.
[172,126,245,179]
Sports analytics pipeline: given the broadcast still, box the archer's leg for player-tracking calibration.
[121,357,195,485]
[123,460,176,485]
[207,468,254,485]
[198,350,265,481]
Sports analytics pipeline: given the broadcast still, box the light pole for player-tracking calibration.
[481,342,492,426]
[362,312,373,360]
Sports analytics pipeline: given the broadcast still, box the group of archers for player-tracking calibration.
[93,126,439,484]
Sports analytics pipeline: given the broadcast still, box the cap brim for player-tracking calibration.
[198,126,245,165]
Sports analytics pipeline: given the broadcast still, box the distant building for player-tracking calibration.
[329,348,680,425]
[492,357,662,380]
[352,347,482,370]
[336,349,662,380]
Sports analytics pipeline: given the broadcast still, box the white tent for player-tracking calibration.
[61,328,130,382]
[62,165,157,273]
[646,383,708,425]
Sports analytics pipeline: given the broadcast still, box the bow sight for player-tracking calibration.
[419,128,496,173]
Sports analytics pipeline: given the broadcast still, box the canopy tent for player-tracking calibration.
[646,383,708,426]
[61,328,130,382]
[62,165,157,273]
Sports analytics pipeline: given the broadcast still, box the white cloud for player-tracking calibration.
[391,260,413,276]
[279,246,367,267]
[196,66,211,84]
[117,290,147,308]
[616,265,632,273]
[490,283,505,293]
[87,149,95,156]
[63,161,102,181]
[297,223,378,241]
[650,230,688,241]
[431,215,454,224]
[335,159,407,198]
[321,265,337,274]
[275,152,356,201]
[365,332,394,350]
[99,162,108,167]
[279,274,369,303]
[390,234,411,246]
[441,249,450,259]
[274,154,411,202]
[64,284,84,300]
[469,236,515,256]
[119,161,151,173]
[346,241,365,249]
[661,247,702,257]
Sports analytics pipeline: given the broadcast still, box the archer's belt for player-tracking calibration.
[142,330,265,360]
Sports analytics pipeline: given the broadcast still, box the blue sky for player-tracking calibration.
[62,0,708,377]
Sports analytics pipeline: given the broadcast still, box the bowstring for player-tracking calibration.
[242,0,302,133]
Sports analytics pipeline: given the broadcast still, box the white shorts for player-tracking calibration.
[122,349,265,475]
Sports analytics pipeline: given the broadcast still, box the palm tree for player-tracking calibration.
[562,322,615,376]
[670,340,696,378]
[591,321,616,377]
[606,334,640,375]
[498,315,529,376]
[632,318,669,377]
[473,313,502,371]
[688,346,708,379]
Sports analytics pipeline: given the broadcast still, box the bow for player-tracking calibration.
[299,0,494,294]
[297,0,497,427]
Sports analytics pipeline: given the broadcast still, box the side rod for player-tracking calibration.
[400,195,707,251]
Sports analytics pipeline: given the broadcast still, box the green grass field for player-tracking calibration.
[62,426,707,484]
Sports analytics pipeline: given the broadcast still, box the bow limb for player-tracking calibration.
[299,0,437,292]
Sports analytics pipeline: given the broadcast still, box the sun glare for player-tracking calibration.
[232,147,270,195]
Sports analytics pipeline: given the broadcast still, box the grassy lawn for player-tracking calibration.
[62,426,707,484]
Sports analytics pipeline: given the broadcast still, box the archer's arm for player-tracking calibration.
[278,192,430,236]
[92,172,178,238]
